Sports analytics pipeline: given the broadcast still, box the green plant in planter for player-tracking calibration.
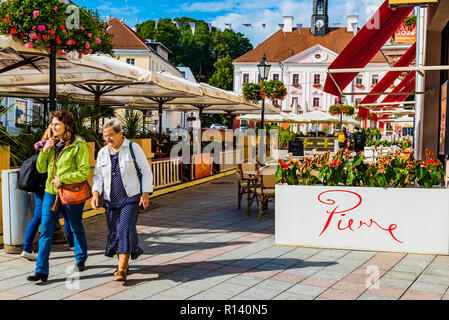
[319,158,348,186]
[414,149,444,188]
[116,110,143,139]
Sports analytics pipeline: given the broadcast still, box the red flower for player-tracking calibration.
[10,28,17,35]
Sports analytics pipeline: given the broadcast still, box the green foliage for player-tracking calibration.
[116,110,143,139]
[208,54,234,90]
[136,17,252,83]
[0,0,113,56]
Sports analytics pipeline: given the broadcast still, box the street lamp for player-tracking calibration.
[257,54,271,130]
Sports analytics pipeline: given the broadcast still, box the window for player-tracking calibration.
[152,61,155,71]
[356,74,363,85]
[292,74,299,85]
[313,74,320,84]
[372,74,379,85]
[126,58,135,65]
[272,99,279,105]
[291,97,299,108]
[15,100,27,125]
[272,74,279,81]
[243,73,249,84]
[32,103,41,126]
[355,98,362,106]
[313,97,320,108]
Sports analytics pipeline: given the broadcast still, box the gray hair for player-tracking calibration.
[103,118,123,133]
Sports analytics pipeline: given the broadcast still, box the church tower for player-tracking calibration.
[311,0,329,37]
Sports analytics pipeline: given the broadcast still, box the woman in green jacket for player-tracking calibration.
[27,110,91,283]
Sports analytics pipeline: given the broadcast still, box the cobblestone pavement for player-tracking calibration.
[1,175,449,300]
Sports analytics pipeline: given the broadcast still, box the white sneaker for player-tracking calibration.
[21,251,37,261]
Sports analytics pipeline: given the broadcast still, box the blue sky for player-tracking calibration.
[85,0,384,46]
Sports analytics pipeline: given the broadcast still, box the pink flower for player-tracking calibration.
[85,41,90,49]
[25,43,34,49]
[33,11,39,19]
[80,26,84,30]
[54,6,58,11]
[37,25,45,32]
[87,33,92,38]
[95,38,101,44]
[29,33,38,40]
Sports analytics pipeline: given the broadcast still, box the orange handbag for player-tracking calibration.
[51,147,93,208]
[59,181,93,206]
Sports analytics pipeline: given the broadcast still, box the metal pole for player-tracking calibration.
[158,101,163,145]
[49,41,57,112]
[94,92,100,133]
[414,6,428,160]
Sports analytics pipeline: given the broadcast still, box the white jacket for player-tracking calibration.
[92,138,153,201]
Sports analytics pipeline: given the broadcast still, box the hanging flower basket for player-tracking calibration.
[355,84,365,89]
[312,83,321,88]
[0,0,113,57]
[292,83,301,89]
[329,104,355,116]
[404,15,417,31]
[242,80,287,103]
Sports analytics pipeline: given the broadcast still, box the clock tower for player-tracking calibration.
[311,0,329,37]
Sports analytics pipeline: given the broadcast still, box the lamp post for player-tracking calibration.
[257,54,271,131]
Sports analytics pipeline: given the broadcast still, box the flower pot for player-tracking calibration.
[275,184,449,254]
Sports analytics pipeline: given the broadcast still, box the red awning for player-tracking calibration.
[380,71,416,105]
[323,0,414,97]
[360,42,416,105]
[358,71,416,118]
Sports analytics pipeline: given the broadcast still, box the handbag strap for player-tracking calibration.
[129,141,143,195]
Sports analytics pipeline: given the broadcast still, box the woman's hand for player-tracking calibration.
[139,192,150,210]
[91,191,100,210]
[51,176,61,188]
[43,138,56,152]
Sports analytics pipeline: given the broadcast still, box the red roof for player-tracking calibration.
[234,27,386,64]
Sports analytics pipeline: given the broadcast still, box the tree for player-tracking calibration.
[208,55,234,90]
[136,17,253,83]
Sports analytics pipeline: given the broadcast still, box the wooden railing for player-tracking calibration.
[151,156,183,190]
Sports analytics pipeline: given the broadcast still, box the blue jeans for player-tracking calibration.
[35,192,88,275]
[23,191,74,253]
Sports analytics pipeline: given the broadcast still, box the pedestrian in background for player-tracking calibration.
[27,110,91,283]
[353,126,366,154]
[337,127,348,150]
[91,118,153,282]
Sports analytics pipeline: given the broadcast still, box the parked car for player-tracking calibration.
[210,123,227,130]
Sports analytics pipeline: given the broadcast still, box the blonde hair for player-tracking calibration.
[41,125,53,141]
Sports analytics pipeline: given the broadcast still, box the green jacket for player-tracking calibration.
[37,136,91,195]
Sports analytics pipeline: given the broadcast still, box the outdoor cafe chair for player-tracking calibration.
[237,162,259,210]
[247,165,277,221]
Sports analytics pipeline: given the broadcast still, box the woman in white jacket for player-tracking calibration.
[91,118,153,281]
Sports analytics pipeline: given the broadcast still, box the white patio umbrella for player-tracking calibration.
[236,112,298,123]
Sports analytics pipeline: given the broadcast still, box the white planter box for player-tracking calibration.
[275,184,449,255]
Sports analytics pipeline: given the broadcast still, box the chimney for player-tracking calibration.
[347,15,358,33]
[283,16,294,33]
